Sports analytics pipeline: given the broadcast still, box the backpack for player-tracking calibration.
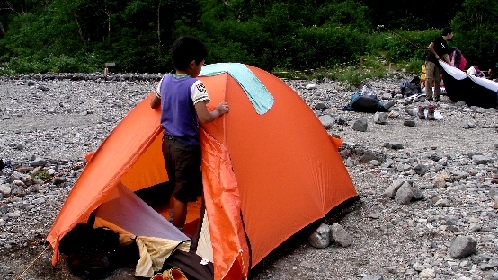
[343,92,385,113]
[400,76,422,97]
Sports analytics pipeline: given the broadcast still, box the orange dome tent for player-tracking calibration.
[47,63,358,279]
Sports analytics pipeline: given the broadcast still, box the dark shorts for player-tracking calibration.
[162,135,202,203]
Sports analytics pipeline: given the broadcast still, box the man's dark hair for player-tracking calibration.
[172,35,208,70]
[442,27,453,36]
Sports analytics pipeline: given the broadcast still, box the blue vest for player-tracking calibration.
[159,74,200,145]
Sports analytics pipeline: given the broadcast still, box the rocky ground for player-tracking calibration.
[0,72,497,280]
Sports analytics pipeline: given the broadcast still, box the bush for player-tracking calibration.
[369,30,439,62]
[1,53,102,74]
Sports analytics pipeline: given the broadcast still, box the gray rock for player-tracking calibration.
[383,142,404,149]
[53,177,67,185]
[434,198,450,207]
[359,151,384,163]
[318,115,334,129]
[37,84,50,91]
[362,276,384,280]
[32,197,45,204]
[419,268,435,278]
[331,223,352,247]
[405,107,417,117]
[413,164,428,176]
[429,154,442,162]
[10,186,24,196]
[412,187,424,200]
[306,83,316,90]
[449,236,477,258]
[395,183,414,205]
[314,102,327,110]
[403,119,416,127]
[383,100,395,110]
[384,179,405,198]
[0,184,12,196]
[30,158,47,167]
[373,112,388,125]
[352,118,368,132]
[472,155,494,165]
[308,223,331,249]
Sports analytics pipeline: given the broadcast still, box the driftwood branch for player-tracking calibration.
[104,8,111,39]
[73,12,86,46]
[4,1,19,16]
[156,0,161,54]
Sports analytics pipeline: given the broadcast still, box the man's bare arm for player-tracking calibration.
[150,95,160,109]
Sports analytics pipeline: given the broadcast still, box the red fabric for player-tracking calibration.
[458,54,467,71]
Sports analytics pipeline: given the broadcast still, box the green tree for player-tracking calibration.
[451,0,498,68]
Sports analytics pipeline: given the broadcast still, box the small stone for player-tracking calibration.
[403,119,416,127]
[384,142,404,150]
[449,236,477,258]
[352,118,368,132]
[308,223,331,249]
[419,268,435,278]
[319,115,334,129]
[434,198,450,207]
[395,183,414,205]
[373,112,388,125]
[331,223,352,247]
[306,83,316,90]
[413,164,428,176]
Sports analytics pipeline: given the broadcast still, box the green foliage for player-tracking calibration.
[0,0,497,83]
[31,170,51,180]
[273,55,389,87]
[451,0,498,69]
[0,53,101,74]
[361,0,465,30]
[369,30,439,62]
[403,58,424,74]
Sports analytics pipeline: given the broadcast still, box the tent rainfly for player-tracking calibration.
[47,63,359,279]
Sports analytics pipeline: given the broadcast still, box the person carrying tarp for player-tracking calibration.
[425,27,454,102]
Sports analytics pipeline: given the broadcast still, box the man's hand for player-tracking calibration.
[196,101,229,124]
[216,102,229,115]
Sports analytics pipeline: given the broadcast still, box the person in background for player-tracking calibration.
[150,35,229,231]
[467,61,485,78]
[425,27,454,102]
[450,47,467,71]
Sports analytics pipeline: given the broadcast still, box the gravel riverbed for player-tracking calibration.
[0,73,497,280]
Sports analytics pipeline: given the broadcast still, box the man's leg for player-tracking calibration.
[433,66,441,101]
[171,142,202,230]
[172,198,188,229]
[425,61,435,100]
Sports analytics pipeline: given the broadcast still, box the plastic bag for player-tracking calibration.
[360,85,377,100]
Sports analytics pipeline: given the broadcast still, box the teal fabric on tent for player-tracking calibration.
[200,63,274,114]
